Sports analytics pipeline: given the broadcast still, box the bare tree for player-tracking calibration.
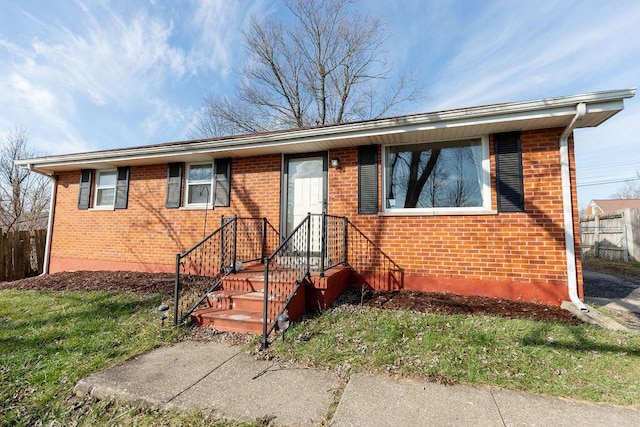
[444,146,480,207]
[388,144,486,208]
[388,149,442,208]
[404,150,442,208]
[610,171,640,199]
[190,0,422,138]
[0,128,50,233]
[420,155,447,208]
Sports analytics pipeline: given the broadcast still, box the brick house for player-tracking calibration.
[18,89,636,325]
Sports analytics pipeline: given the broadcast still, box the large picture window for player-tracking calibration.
[384,138,490,213]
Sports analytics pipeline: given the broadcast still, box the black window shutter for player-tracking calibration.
[495,132,525,212]
[114,166,130,209]
[165,163,183,208]
[214,158,231,207]
[358,145,378,214]
[78,169,92,210]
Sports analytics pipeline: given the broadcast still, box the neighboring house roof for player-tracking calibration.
[588,199,640,213]
[16,88,636,175]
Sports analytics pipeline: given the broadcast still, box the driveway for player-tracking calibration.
[583,269,640,330]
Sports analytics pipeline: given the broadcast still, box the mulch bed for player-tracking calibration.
[0,271,175,295]
[362,290,582,324]
[1,271,581,324]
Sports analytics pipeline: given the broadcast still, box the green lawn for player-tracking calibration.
[0,290,252,426]
[3,289,639,425]
[271,305,640,407]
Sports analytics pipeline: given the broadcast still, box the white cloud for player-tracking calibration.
[0,0,278,155]
[186,0,271,79]
[138,99,193,142]
[422,0,640,110]
[10,73,56,109]
[28,7,187,106]
[0,1,201,154]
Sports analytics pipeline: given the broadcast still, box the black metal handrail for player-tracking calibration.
[262,214,312,348]
[319,214,348,275]
[345,220,404,291]
[261,213,348,347]
[173,210,401,347]
[173,215,267,325]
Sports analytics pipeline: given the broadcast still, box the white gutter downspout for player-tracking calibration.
[560,103,588,311]
[32,167,57,276]
[22,163,56,276]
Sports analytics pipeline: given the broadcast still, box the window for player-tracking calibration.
[94,170,117,208]
[383,138,490,213]
[78,167,129,210]
[185,159,231,207]
[186,164,213,205]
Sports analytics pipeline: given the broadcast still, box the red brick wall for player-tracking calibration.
[50,155,282,272]
[49,128,582,305]
[327,128,582,304]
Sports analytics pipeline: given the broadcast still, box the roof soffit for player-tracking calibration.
[18,88,636,174]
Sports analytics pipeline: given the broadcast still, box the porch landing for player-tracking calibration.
[191,263,351,334]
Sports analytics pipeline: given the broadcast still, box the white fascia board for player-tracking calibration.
[16,88,636,174]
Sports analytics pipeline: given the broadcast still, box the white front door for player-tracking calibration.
[285,155,325,251]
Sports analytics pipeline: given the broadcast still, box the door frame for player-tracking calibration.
[280,151,328,241]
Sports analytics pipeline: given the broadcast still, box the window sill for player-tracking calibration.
[180,205,214,211]
[378,208,497,217]
[89,206,115,211]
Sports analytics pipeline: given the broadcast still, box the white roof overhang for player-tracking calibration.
[17,88,636,175]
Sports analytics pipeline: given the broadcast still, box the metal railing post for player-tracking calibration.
[220,216,226,272]
[306,214,311,273]
[320,214,326,277]
[342,217,348,266]
[174,253,181,326]
[262,261,269,349]
[232,215,238,272]
[262,217,267,263]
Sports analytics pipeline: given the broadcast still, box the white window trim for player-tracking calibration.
[93,169,117,210]
[184,162,214,208]
[381,136,494,216]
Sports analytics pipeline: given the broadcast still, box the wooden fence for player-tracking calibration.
[0,229,47,282]
[580,208,640,262]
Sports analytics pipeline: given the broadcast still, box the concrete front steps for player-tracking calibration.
[191,264,351,334]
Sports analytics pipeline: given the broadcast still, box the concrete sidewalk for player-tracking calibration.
[74,341,640,426]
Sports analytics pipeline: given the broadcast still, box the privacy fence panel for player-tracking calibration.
[580,208,640,262]
[0,229,47,282]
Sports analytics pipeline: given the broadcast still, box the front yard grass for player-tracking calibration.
[271,305,640,408]
[0,290,250,426]
[3,288,640,424]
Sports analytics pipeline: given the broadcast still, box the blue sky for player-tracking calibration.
[0,0,638,209]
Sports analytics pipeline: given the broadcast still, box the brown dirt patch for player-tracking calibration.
[359,290,582,325]
[0,271,175,295]
[2,271,581,325]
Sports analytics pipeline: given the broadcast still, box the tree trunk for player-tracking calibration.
[404,149,441,208]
